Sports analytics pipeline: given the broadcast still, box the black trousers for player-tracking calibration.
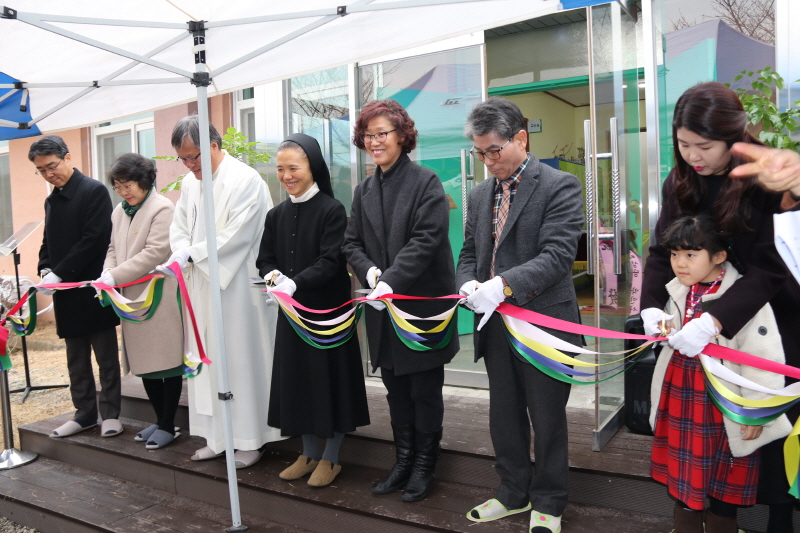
[381,365,445,433]
[481,313,571,516]
[64,327,120,423]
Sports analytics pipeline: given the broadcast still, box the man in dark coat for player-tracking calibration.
[456,98,583,533]
[31,135,122,439]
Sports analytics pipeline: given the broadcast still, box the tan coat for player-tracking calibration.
[104,193,183,375]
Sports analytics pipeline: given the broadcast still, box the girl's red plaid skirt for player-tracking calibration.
[651,351,759,510]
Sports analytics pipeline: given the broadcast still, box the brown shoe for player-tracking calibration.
[674,502,703,533]
[704,511,738,533]
[307,460,341,487]
[279,455,319,480]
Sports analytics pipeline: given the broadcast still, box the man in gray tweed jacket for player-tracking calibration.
[456,98,583,533]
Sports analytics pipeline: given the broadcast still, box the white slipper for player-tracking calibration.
[191,445,223,461]
[530,511,561,533]
[234,449,264,469]
[467,499,532,522]
[135,425,180,442]
[50,420,96,438]
[100,419,124,438]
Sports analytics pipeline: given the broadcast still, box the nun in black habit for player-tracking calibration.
[256,133,370,488]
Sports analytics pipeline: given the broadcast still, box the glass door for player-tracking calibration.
[584,0,646,449]
[358,46,486,387]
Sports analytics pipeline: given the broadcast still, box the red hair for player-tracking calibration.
[353,99,418,153]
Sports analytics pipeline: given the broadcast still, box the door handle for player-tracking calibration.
[585,118,623,276]
[583,120,595,275]
[460,149,469,230]
[609,116,622,275]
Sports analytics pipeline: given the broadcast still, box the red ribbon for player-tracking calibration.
[167,263,211,365]
[0,324,8,356]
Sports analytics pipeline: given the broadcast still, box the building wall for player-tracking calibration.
[506,92,582,160]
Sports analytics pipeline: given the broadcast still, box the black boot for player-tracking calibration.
[401,428,442,502]
[372,423,414,495]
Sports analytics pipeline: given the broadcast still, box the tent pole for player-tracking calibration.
[193,30,248,533]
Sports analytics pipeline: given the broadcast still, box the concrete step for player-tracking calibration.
[18,414,674,533]
[0,455,304,533]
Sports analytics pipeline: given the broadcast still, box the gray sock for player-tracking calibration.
[321,432,345,465]
[302,434,321,461]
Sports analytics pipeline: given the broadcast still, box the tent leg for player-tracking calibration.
[196,83,247,532]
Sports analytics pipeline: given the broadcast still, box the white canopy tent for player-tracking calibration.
[0,1,601,529]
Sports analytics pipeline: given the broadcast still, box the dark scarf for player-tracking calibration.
[121,187,153,217]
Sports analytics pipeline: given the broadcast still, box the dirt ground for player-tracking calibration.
[1,322,103,449]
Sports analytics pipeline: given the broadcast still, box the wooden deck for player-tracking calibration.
[0,376,783,532]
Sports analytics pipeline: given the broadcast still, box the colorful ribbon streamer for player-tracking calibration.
[266,289,800,495]
[0,264,209,378]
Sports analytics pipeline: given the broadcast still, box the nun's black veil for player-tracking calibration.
[283,133,334,198]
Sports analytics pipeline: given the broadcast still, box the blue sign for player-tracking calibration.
[561,0,609,8]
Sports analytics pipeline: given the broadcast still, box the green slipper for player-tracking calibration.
[467,498,532,522]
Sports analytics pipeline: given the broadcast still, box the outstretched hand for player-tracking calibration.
[730,143,800,197]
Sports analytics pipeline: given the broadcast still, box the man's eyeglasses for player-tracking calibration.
[35,158,64,176]
[112,182,135,193]
[360,129,396,144]
[470,139,511,161]
[177,151,201,165]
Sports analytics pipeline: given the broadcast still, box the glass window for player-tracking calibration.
[94,117,155,203]
[137,128,156,159]
[100,132,132,177]
[289,66,353,212]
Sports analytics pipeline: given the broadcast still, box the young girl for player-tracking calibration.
[649,214,791,533]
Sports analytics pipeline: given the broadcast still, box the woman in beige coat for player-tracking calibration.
[95,153,184,449]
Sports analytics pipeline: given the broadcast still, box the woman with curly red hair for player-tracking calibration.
[343,99,459,502]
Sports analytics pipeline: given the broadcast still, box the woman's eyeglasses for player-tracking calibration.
[360,129,396,143]
[112,183,135,193]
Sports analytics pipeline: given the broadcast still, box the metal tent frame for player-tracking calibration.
[0,1,604,529]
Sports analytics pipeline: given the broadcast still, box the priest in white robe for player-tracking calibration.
[165,115,282,468]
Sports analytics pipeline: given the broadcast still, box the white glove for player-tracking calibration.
[270,278,296,298]
[466,276,506,331]
[641,307,674,337]
[39,268,52,278]
[366,281,393,311]
[668,312,719,358]
[38,271,62,296]
[158,249,191,273]
[459,280,481,298]
[366,266,382,289]
[264,269,288,287]
[92,271,116,288]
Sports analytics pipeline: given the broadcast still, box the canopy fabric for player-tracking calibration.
[0,0,562,137]
[0,72,39,139]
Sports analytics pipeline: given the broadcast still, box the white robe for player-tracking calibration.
[170,151,282,452]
